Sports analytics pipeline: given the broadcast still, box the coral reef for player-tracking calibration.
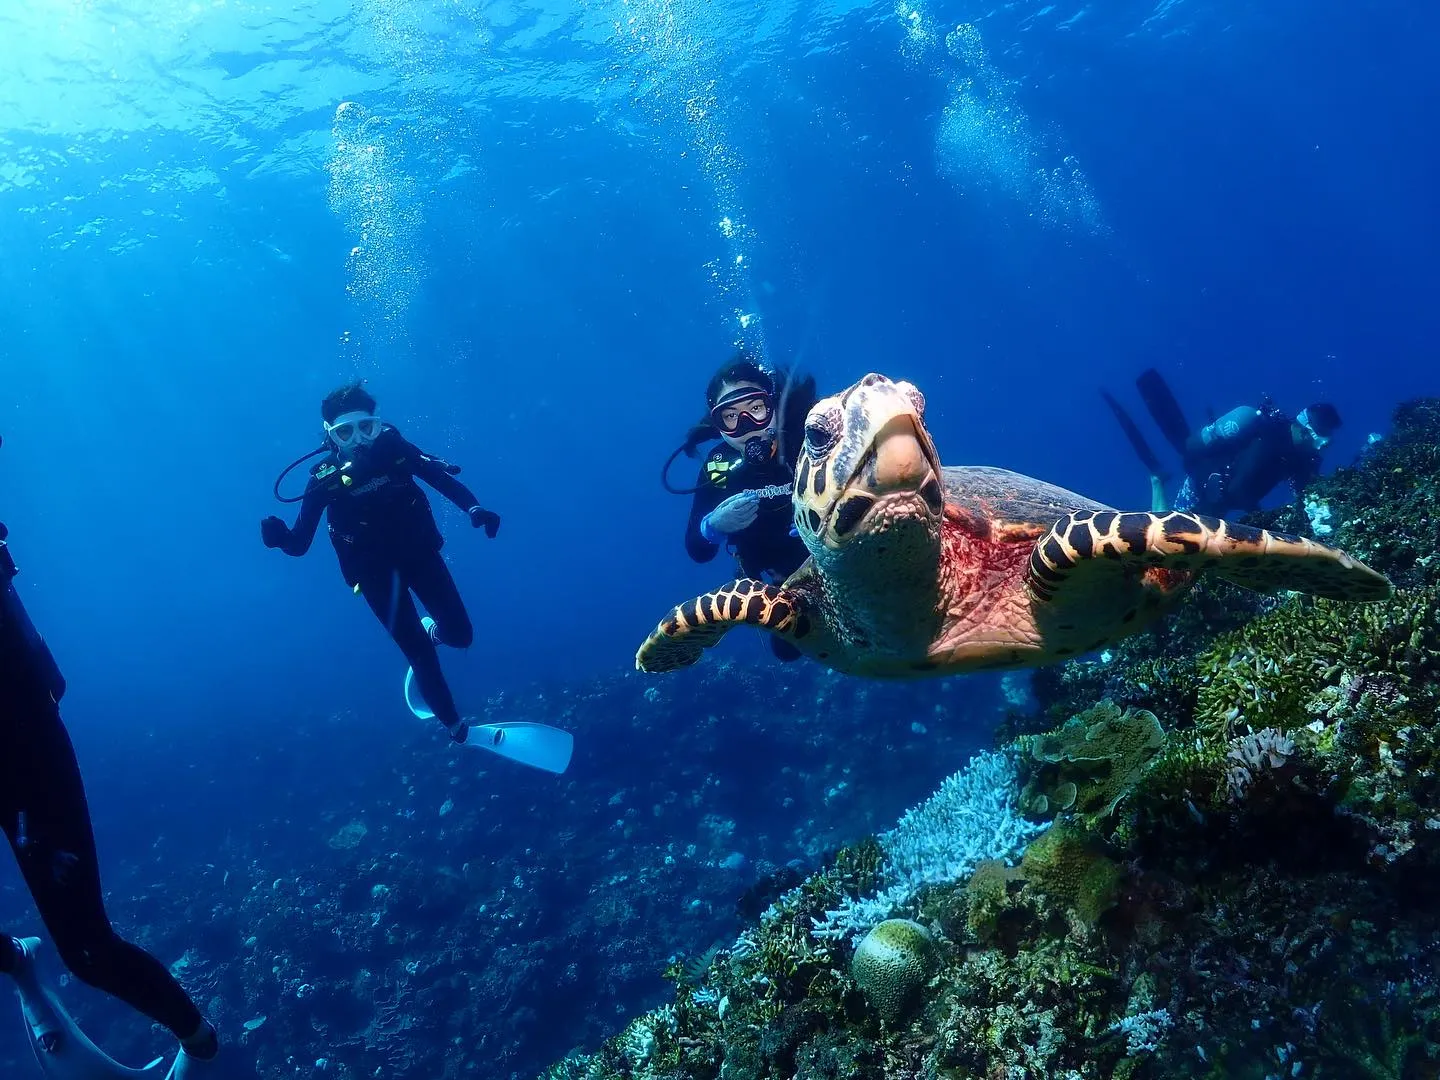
[545,397,1440,1080]
[850,919,937,1025]
[1018,700,1165,823]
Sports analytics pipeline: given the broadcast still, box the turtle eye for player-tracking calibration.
[804,409,841,457]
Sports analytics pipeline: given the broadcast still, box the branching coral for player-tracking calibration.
[812,750,1043,941]
[1223,728,1296,802]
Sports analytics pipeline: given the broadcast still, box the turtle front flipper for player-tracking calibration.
[635,579,813,673]
[1027,510,1392,608]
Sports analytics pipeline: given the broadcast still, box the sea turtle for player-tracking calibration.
[635,373,1392,678]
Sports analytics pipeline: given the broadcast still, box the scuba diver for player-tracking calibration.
[262,383,501,744]
[1,438,221,1078]
[1102,368,1342,518]
[661,352,818,662]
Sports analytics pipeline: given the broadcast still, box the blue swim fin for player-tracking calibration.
[403,666,435,720]
[470,723,574,775]
[7,937,166,1078]
[405,670,573,774]
[163,1045,220,1079]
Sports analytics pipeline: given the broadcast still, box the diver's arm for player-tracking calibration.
[278,484,326,556]
[410,448,483,511]
[685,476,723,563]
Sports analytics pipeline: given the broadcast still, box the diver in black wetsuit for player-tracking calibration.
[261,383,501,743]
[0,443,221,1073]
[1172,401,1341,517]
[667,353,817,662]
[1104,369,1341,520]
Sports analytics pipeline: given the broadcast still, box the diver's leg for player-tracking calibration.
[407,549,473,649]
[356,562,466,737]
[1135,368,1193,457]
[8,693,215,1053]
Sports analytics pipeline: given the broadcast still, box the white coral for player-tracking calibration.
[1109,1007,1173,1055]
[812,751,1044,940]
[1225,728,1296,802]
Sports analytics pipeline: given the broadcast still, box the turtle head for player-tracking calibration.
[792,373,945,558]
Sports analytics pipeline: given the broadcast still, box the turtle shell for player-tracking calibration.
[942,465,1111,533]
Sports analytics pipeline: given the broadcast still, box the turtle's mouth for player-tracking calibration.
[826,414,944,540]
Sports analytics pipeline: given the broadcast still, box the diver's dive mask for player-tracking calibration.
[709,389,774,439]
[325,411,383,451]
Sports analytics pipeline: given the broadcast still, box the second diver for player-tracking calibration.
[261,383,501,743]
[666,352,817,662]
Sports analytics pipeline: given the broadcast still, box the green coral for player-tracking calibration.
[1192,587,1440,741]
[963,859,1021,944]
[1019,822,1123,927]
[1304,398,1440,589]
[1018,700,1165,824]
[850,919,938,1024]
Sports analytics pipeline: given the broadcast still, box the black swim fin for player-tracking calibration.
[1135,368,1193,458]
[1101,390,1166,479]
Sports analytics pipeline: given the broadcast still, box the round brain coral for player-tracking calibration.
[851,918,937,1024]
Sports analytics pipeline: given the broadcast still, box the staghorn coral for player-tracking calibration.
[812,751,1043,941]
[1192,587,1440,742]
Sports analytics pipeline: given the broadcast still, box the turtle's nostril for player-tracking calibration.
[920,476,943,514]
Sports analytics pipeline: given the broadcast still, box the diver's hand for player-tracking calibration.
[260,516,290,549]
[703,490,761,540]
[468,506,501,538]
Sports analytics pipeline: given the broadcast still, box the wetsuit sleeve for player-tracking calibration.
[279,481,327,557]
[685,464,725,563]
[404,439,483,511]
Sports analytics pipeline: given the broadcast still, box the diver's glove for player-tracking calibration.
[468,506,501,538]
[260,516,290,549]
[701,490,761,542]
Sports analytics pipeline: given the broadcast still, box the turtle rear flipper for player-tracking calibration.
[1026,510,1392,606]
[636,579,812,673]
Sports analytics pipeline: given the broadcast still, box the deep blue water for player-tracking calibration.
[1,0,1438,1074]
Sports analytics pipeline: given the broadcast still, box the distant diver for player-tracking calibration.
[1104,367,1342,518]
[661,351,817,663]
[1,464,221,1076]
[262,382,501,745]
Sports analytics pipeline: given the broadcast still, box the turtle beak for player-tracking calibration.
[859,412,944,514]
[870,414,933,493]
